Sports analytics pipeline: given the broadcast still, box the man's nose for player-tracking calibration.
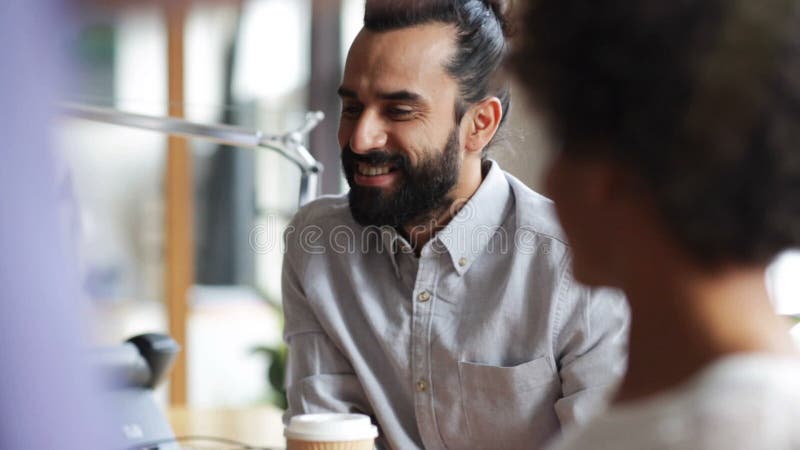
[349,110,387,154]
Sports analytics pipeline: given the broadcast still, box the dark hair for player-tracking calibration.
[364,0,512,153]
[512,0,800,265]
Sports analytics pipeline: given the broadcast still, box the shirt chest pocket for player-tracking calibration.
[457,357,562,449]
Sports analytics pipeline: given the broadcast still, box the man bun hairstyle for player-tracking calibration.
[511,0,800,266]
[482,0,513,36]
[364,0,512,153]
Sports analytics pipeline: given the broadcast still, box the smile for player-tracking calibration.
[356,162,398,177]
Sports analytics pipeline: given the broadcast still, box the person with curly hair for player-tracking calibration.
[512,0,800,448]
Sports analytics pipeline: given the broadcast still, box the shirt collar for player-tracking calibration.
[380,226,410,279]
[379,160,511,277]
[436,160,511,276]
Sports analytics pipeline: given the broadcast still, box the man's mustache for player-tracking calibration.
[341,145,409,169]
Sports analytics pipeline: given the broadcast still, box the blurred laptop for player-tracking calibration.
[93,333,182,450]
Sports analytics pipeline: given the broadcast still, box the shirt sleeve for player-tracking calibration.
[281,215,372,423]
[553,267,630,427]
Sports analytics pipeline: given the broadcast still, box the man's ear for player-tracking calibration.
[590,160,653,224]
[547,155,633,211]
[462,97,503,155]
[585,160,634,208]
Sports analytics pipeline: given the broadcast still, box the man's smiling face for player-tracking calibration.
[338,23,465,227]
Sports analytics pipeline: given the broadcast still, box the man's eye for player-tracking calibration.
[387,107,414,119]
[341,104,362,118]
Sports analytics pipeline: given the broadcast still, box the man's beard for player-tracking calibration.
[341,128,461,228]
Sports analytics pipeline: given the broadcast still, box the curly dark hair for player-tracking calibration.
[364,0,513,151]
[511,0,800,265]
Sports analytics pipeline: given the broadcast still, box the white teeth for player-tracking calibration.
[357,163,392,176]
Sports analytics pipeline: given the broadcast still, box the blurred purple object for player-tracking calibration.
[0,0,117,448]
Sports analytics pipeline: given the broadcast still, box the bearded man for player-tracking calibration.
[281,1,629,449]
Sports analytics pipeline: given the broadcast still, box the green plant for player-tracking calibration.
[253,289,288,410]
[252,342,287,410]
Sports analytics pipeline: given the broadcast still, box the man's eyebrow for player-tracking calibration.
[336,87,424,103]
[337,87,358,98]
[377,90,423,102]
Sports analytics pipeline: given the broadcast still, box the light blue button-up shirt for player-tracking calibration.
[282,161,629,449]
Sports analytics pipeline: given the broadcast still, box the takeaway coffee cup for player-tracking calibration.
[285,413,378,450]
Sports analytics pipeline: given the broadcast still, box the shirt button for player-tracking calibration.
[458,257,468,267]
[416,380,427,392]
[417,291,431,302]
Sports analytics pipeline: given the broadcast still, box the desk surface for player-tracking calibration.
[168,405,286,449]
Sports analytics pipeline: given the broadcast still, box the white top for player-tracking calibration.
[282,161,630,450]
[548,354,800,450]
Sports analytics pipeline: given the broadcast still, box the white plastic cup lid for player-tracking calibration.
[284,413,379,442]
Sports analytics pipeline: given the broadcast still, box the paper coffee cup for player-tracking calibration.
[285,413,378,450]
